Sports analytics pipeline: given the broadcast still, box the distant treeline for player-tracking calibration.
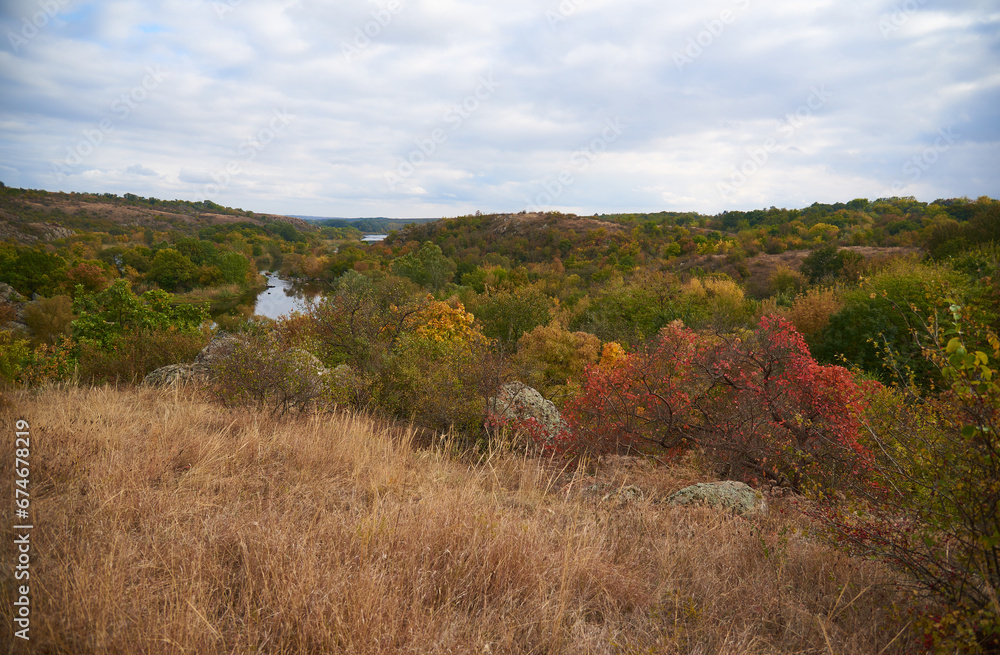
[305,217,439,234]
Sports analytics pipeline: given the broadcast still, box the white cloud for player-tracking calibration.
[0,0,996,216]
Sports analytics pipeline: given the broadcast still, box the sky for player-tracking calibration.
[0,0,998,218]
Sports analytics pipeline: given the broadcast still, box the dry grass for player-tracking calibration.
[1,385,920,654]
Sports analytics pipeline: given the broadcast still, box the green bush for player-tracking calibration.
[471,285,552,345]
[72,280,208,351]
[77,327,208,385]
[811,260,990,385]
[22,294,74,346]
[0,330,32,386]
[208,331,331,416]
[812,308,1000,653]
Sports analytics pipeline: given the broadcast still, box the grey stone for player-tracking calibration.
[0,282,26,304]
[142,364,196,387]
[601,485,644,507]
[191,334,242,378]
[489,381,571,446]
[666,481,767,517]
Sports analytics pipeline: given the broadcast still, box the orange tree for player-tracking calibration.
[564,315,872,492]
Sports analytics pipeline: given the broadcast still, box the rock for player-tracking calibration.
[0,282,26,304]
[286,348,329,394]
[488,382,571,447]
[27,222,75,241]
[666,481,767,517]
[191,334,243,378]
[142,364,196,387]
[141,335,244,386]
[602,485,644,507]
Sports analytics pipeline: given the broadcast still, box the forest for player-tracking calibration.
[2,185,999,652]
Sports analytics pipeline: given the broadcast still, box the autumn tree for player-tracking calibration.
[566,316,872,492]
[811,306,1000,652]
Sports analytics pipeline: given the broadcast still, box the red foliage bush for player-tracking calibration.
[564,316,872,491]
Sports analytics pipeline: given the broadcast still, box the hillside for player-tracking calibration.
[0,385,916,653]
[0,186,316,246]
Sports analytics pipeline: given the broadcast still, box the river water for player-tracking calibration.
[253,237,386,319]
[253,272,323,319]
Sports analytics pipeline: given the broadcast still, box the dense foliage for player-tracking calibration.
[3,188,1000,650]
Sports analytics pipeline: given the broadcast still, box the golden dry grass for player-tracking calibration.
[1,385,920,654]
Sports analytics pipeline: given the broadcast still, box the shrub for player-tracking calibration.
[800,245,863,283]
[0,330,32,386]
[512,323,601,402]
[72,279,208,351]
[470,285,552,345]
[811,260,989,385]
[785,287,843,337]
[681,276,751,329]
[569,270,696,345]
[76,327,207,385]
[565,316,872,492]
[303,271,424,370]
[22,294,74,346]
[811,307,1000,652]
[208,331,330,415]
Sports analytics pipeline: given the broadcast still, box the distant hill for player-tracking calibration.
[0,186,316,245]
[293,216,438,234]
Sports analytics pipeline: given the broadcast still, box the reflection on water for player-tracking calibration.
[362,234,388,242]
[253,273,326,319]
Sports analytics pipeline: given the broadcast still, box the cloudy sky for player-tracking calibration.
[1,0,998,218]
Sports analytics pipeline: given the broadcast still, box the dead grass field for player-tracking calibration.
[1,385,922,653]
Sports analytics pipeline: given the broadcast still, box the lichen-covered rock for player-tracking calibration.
[191,334,243,378]
[666,481,767,517]
[488,381,571,448]
[142,364,196,387]
[0,282,27,304]
[602,485,644,507]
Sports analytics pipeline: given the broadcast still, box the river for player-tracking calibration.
[253,272,324,319]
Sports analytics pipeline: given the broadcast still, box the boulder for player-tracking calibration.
[142,364,196,387]
[489,381,571,447]
[0,282,26,304]
[666,481,767,517]
[190,334,243,378]
[285,348,330,395]
[142,335,243,387]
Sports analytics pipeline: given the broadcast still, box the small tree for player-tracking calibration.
[72,280,207,351]
[209,331,330,416]
[811,306,1000,652]
[565,316,872,492]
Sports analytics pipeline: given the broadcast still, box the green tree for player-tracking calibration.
[811,260,991,385]
[390,242,457,290]
[147,249,197,291]
[471,285,552,345]
[813,308,1000,652]
[71,280,207,351]
[800,245,863,283]
[0,246,68,296]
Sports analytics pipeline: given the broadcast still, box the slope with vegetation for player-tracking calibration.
[2,188,999,652]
